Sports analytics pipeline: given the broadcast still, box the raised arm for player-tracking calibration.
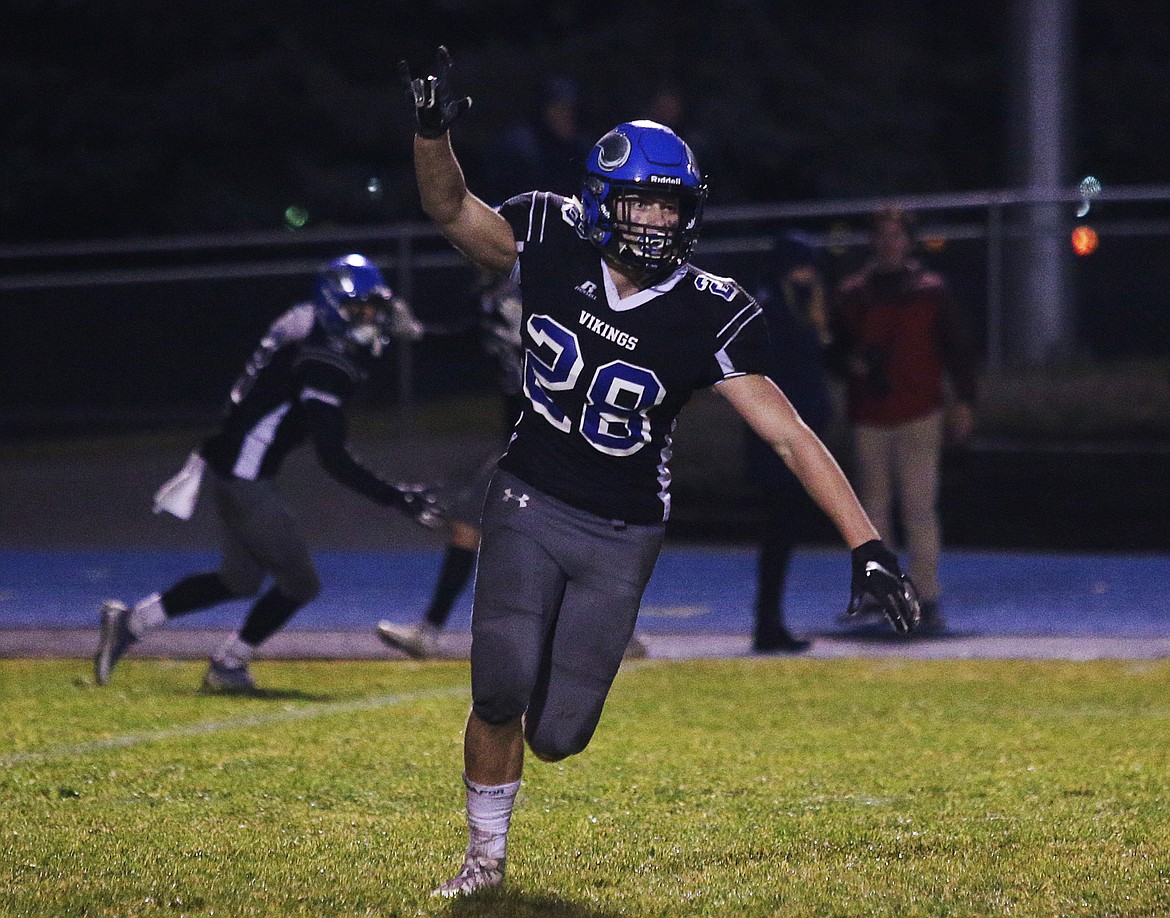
[402,47,517,276]
[414,133,518,275]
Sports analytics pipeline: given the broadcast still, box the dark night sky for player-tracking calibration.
[1,0,1167,243]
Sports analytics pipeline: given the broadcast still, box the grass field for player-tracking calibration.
[2,657,1169,917]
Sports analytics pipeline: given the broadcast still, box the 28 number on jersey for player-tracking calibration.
[524,314,664,457]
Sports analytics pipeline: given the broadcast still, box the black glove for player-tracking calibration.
[394,483,445,530]
[846,539,921,634]
[398,46,472,139]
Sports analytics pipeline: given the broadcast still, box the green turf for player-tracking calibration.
[2,657,1168,916]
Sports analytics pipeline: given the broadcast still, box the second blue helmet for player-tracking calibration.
[313,254,394,356]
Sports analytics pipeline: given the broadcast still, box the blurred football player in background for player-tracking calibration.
[94,254,443,692]
[744,232,834,654]
[402,47,919,898]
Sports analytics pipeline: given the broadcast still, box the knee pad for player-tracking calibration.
[524,716,591,763]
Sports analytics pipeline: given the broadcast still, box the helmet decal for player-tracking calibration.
[596,131,632,172]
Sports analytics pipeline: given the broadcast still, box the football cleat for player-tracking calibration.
[432,853,505,898]
[94,599,138,686]
[201,658,257,693]
[376,620,440,660]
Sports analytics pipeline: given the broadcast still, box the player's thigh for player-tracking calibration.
[217,477,317,592]
[470,516,566,722]
[524,523,662,757]
[206,474,264,593]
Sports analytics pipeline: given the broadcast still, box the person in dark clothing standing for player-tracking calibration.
[480,75,594,204]
[744,232,835,653]
[830,208,979,634]
[94,254,443,692]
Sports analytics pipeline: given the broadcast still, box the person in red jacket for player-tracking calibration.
[830,207,979,634]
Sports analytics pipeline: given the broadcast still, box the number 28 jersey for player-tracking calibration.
[497,192,772,525]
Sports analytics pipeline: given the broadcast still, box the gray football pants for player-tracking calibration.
[206,471,321,604]
[470,470,664,761]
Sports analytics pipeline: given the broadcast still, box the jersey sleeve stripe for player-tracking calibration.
[713,304,764,377]
[537,194,549,242]
[300,387,342,407]
[717,302,761,339]
[524,195,538,242]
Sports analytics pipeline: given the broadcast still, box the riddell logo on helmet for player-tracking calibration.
[649,175,682,185]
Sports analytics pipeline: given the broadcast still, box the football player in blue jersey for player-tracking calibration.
[93,254,443,693]
[401,47,921,897]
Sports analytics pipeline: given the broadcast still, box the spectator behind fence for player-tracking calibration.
[744,231,835,653]
[829,208,979,634]
[480,74,594,204]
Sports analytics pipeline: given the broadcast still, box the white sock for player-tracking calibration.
[128,593,166,638]
[464,774,520,861]
[212,635,253,669]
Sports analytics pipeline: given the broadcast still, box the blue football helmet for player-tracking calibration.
[313,254,393,357]
[580,120,707,275]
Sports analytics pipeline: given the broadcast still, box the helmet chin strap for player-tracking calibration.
[604,249,672,291]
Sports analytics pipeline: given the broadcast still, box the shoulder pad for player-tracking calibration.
[561,195,585,232]
[264,304,315,348]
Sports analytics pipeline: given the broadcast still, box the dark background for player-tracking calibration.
[3,0,1167,242]
[2,1,1168,553]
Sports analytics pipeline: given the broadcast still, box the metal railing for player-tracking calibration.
[3,184,1168,422]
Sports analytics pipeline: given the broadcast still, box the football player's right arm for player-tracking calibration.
[302,395,444,529]
[414,134,518,276]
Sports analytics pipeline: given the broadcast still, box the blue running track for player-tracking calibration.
[2,547,1168,639]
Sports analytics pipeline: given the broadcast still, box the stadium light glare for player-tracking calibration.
[1071,225,1098,256]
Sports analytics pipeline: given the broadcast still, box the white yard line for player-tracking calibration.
[0,685,468,766]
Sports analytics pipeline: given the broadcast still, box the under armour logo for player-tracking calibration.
[503,488,530,508]
[574,280,598,300]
